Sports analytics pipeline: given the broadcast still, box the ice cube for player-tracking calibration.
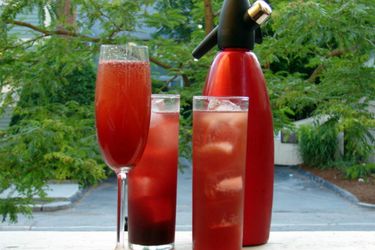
[152,99,165,113]
[204,174,242,200]
[216,176,243,192]
[200,112,226,129]
[210,217,238,229]
[208,98,242,112]
[146,197,173,223]
[201,100,247,135]
[149,112,178,149]
[200,142,234,155]
[131,176,154,197]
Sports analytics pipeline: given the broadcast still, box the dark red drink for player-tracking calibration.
[95,60,151,170]
[128,96,179,248]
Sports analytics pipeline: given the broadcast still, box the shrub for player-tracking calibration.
[298,118,339,168]
[342,119,374,163]
[344,163,375,180]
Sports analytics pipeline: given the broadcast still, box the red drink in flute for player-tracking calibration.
[128,95,180,250]
[95,60,151,170]
[193,96,248,250]
[95,44,151,250]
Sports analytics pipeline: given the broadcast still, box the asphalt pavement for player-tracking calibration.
[1,166,374,231]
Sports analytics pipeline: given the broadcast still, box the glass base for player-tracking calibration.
[114,243,125,250]
[129,243,174,250]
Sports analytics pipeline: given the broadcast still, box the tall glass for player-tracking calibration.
[128,94,180,250]
[95,44,151,250]
[192,96,249,250]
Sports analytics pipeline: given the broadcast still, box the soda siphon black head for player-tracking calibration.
[192,0,272,59]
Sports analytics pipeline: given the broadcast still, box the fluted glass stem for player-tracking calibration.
[115,168,128,250]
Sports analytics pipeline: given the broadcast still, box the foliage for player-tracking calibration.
[342,119,374,163]
[256,0,375,125]
[263,0,375,172]
[298,119,339,168]
[0,37,104,222]
[343,163,375,180]
[0,1,107,222]
[0,102,105,222]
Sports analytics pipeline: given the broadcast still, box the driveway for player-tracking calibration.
[1,166,374,231]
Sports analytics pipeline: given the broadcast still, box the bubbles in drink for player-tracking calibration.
[95,60,151,169]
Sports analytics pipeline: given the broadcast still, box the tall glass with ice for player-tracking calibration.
[193,96,249,250]
[128,94,180,250]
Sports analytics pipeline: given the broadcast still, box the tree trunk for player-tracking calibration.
[204,0,214,34]
[56,0,76,29]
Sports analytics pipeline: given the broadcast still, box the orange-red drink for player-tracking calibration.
[95,60,151,171]
[193,96,248,250]
[128,95,180,250]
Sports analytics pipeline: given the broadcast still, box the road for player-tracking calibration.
[1,166,374,231]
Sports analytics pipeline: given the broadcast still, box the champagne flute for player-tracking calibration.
[95,44,151,249]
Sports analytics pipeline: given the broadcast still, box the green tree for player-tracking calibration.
[1,1,103,222]
[257,0,375,164]
[257,0,375,124]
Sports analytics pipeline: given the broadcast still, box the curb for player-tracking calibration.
[32,187,88,212]
[289,165,375,209]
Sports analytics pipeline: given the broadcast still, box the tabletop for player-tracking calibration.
[1,231,374,250]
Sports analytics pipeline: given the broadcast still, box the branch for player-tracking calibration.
[6,20,191,85]
[166,75,179,84]
[308,64,324,83]
[1,34,47,51]
[149,57,191,87]
[7,20,101,43]
[308,48,347,83]
[150,56,172,69]
[329,48,345,57]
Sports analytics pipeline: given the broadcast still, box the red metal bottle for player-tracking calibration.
[192,0,274,246]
